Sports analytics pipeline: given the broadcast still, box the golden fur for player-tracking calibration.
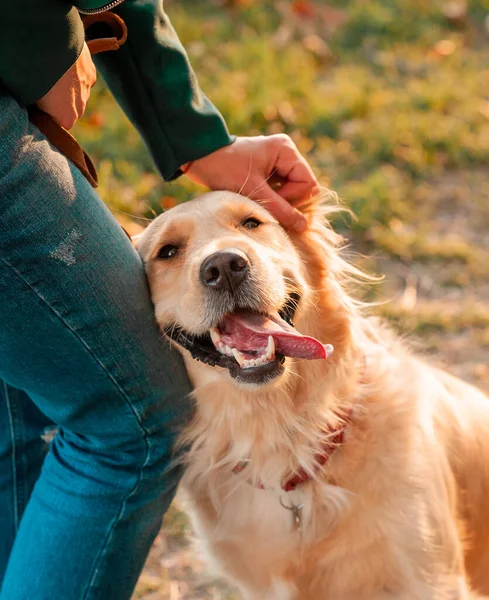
[138,191,489,600]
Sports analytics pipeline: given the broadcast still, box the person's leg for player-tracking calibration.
[0,87,193,599]
[0,383,53,583]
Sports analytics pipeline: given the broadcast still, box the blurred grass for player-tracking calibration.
[75,0,489,266]
[72,1,489,597]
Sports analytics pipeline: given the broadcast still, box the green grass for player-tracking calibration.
[75,0,489,252]
[378,300,489,334]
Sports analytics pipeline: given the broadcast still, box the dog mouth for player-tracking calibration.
[164,293,334,385]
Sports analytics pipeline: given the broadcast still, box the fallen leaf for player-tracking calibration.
[85,112,104,127]
[292,0,315,18]
[434,39,456,56]
[161,196,177,210]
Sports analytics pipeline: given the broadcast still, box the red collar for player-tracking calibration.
[232,410,352,493]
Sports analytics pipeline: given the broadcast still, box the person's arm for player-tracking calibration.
[94,1,315,230]
[0,0,85,106]
[0,0,314,230]
[93,0,234,182]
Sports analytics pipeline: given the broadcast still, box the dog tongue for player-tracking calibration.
[220,310,333,360]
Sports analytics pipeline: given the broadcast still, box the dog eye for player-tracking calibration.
[242,217,262,230]
[157,244,179,259]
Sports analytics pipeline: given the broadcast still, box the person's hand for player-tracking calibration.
[36,42,96,130]
[182,135,319,232]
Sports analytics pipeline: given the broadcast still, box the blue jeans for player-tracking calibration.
[0,89,193,599]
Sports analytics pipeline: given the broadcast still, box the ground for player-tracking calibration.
[73,0,489,597]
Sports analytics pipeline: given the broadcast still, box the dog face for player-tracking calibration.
[138,191,333,387]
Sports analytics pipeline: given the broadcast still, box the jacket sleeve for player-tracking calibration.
[0,0,85,106]
[94,0,235,181]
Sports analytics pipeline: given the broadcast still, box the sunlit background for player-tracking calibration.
[74,1,489,596]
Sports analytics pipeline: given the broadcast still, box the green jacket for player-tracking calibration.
[0,0,234,180]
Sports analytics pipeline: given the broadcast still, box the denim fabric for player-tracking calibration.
[0,88,193,599]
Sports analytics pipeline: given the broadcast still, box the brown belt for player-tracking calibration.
[27,12,128,188]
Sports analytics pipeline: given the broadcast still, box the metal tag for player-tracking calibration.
[280,494,304,533]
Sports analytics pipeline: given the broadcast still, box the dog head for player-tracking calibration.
[138,191,353,389]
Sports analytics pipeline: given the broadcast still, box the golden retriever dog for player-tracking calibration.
[137,190,489,600]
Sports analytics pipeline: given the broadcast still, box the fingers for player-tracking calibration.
[181,135,316,231]
[267,134,319,204]
[255,183,308,232]
[277,178,320,206]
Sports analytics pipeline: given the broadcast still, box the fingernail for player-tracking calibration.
[292,216,308,232]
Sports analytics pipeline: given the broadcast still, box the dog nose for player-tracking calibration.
[200,250,250,293]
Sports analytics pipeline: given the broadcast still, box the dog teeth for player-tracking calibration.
[214,335,277,369]
[232,347,246,367]
[209,327,221,346]
[216,342,230,356]
[231,339,276,370]
[251,354,273,368]
[232,348,265,369]
[265,335,275,360]
[214,340,233,357]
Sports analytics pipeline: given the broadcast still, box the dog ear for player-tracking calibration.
[296,195,321,221]
[296,187,342,227]
[130,232,144,249]
[117,220,146,249]
[291,187,350,255]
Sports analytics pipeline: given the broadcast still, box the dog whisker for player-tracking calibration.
[245,168,278,199]
[237,150,254,196]
[113,207,154,221]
